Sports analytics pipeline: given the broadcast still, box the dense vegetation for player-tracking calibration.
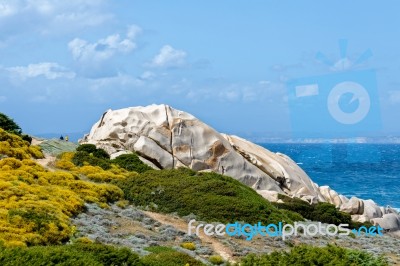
[0,112,32,143]
[273,194,372,229]
[241,244,388,266]
[0,114,390,265]
[72,146,112,170]
[0,128,42,160]
[112,153,153,173]
[0,130,124,247]
[0,243,143,266]
[0,243,388,266]
[143,246,205,266]
[0,113,22,135]
[71,144,152,173]
[113,168,297,224]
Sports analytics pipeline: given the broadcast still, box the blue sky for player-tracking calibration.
[1,0,400,139]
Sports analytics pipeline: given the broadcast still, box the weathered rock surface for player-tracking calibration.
[372,213,400,231]
[81,104,400,230]
[340,197,364,215]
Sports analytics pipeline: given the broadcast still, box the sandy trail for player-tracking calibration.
[36,156,56,169]
[144,211,235,262]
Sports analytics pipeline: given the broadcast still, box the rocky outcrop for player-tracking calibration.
[81,104,399,231]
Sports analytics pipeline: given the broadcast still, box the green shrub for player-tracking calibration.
[349,220,374,230]
[76,144,98,154]
[72,151,111,170]
[273,195,353,226]
[0,243,143,266]
[112,153,152,173]
[76,144,110,160]
[8,209,58,234]
[112,168,293,224]
[0,113,22,135]
[21,134,32,144]
[73,146,152,173]
[93,148,110,160]
[312,203,351,225]
[279,209,305,222]
[141,249,204,266]
[241,244,388,266]
[209,255,224,265]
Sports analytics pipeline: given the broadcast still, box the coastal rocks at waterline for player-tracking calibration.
[80,104,400,231]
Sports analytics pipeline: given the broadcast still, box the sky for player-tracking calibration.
[1,0,400,140]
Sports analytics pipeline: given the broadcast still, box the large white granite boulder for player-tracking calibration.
[80,104,400,230]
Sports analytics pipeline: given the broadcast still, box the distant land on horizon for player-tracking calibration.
[33,131,400,144]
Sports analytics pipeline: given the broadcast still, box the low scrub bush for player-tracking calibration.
[76,144,110,160]
[0,243,143,266]
[72,151,111,170]
[0,142,123,246]
[113,168,294,224]
[141,248,204,266]
[112,153,152,173]
[180,242,196,251]
[0,113,32,144]
[0,113,22,135]
[273,195,355,226]
[76,144,98,154]
[241,244,388,266]
[209,255,224,265]
[0,129,43,159]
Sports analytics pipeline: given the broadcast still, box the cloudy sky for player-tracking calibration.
[1,1,400,139]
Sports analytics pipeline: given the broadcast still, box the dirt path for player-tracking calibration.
[144,211,235,262]
[36,155,56,169]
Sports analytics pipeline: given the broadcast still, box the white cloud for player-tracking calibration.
[140,71,156,80]
[68,25,140,62]
[7,62,75,80]
[185,80,287,104]
[89,74,144,91]
[127,24,142,39]
[0,2,19,17]
[0,0,112,35]
[219,89,240,102]
[149,45,187,68]
[258,80,271,86]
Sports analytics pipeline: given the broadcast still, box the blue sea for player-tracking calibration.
[261,143,400,209]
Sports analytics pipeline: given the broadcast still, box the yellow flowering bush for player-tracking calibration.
[0,131,124,247]
[54,152,77,171]
[0,128,44,159]
[56,152,135,183]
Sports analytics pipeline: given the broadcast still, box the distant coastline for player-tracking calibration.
[252,137,400,144]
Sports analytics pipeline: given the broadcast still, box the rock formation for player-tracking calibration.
[81,104,399,231]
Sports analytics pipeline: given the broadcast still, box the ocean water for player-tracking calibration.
[261,143,400,209]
